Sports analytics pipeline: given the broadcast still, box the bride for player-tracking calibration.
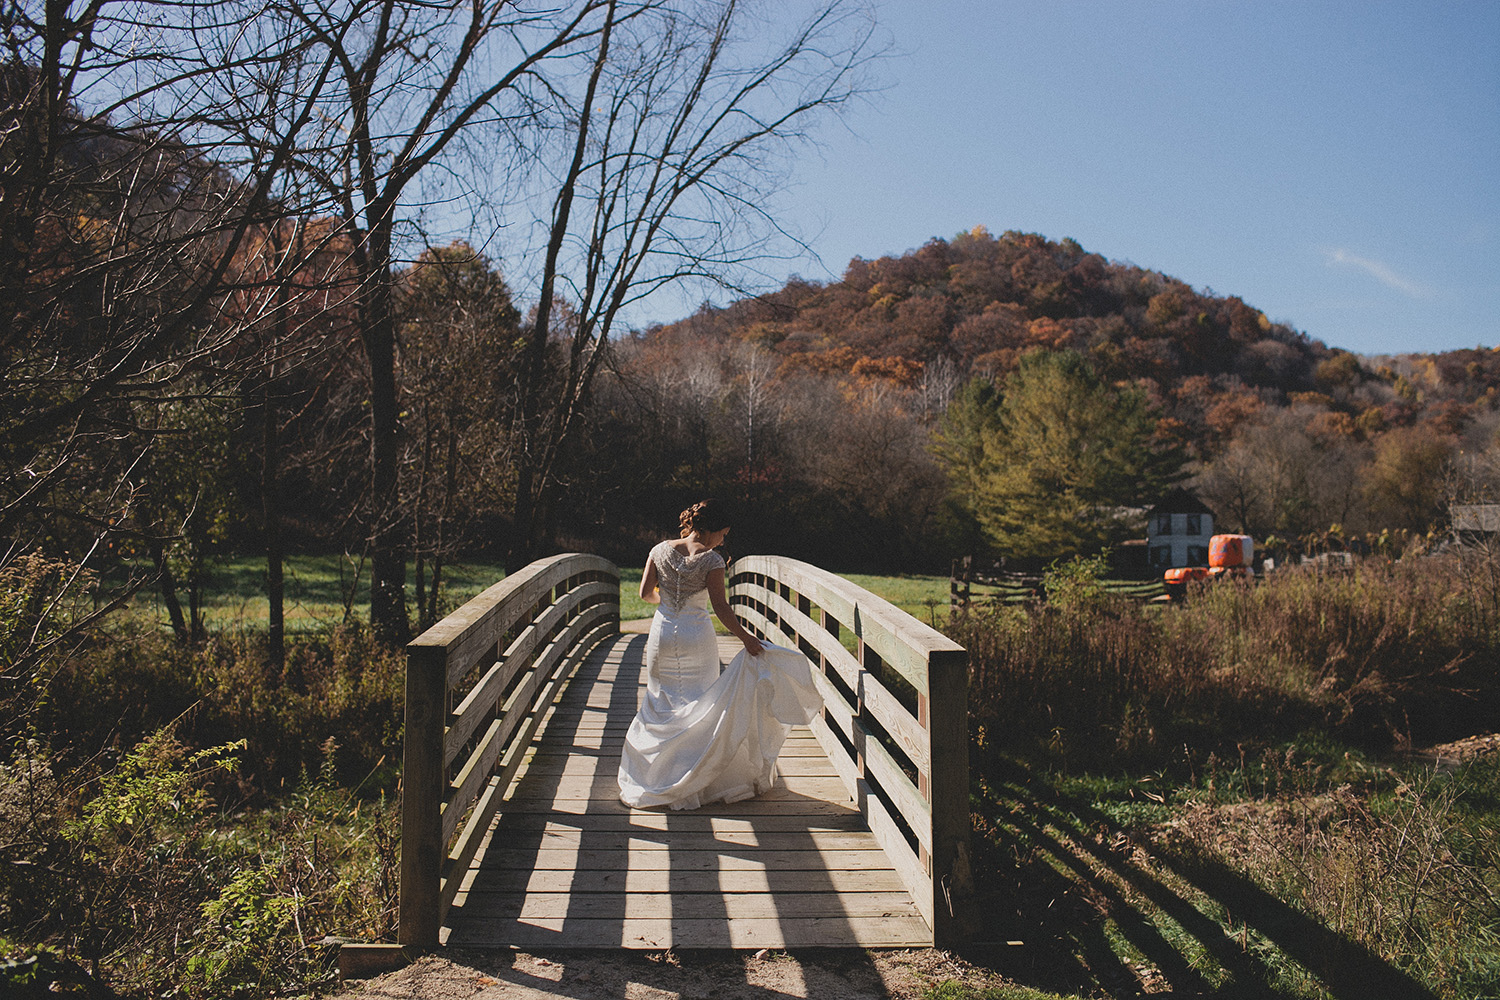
[617,499,821,810]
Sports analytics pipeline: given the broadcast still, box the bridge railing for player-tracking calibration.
[728,556,971,946]
[398,553,619,947]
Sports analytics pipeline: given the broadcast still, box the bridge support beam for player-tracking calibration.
[399,644,447,949]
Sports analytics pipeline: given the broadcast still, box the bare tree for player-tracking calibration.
[503,0,881,568]
[5,0,880,654]
[732,339,780,491]
[192,0,623,639]
[0,1,335,681]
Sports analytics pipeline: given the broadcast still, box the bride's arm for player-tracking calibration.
[706,567,763,656]
[639,554,660,604]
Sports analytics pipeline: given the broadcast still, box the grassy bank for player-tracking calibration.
[951,553,1500,1000]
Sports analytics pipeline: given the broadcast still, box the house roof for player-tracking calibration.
[1147,487,1215,517]
[1453,504,1500,532]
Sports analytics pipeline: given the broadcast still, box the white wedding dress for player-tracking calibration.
[617,541,822,810]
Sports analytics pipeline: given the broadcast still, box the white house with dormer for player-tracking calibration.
[1147,488,1215,570]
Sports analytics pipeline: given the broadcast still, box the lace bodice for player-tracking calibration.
[650,541,726,614]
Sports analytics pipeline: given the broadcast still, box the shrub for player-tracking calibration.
[0,727,397,998]
[27,622,404,796]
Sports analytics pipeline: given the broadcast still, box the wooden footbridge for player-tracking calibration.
[397,553,970,952]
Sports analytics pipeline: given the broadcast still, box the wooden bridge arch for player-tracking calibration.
[397,552,970,951]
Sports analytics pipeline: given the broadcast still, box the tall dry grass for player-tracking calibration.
[1165,751,1500,998]
[953,550,1500,764]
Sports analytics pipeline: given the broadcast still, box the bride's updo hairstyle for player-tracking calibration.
[679,498,731,538]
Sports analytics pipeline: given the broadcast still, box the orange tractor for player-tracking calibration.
[1163,534,1253,599]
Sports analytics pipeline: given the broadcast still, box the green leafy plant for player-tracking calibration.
[1041,551,1111,613]
[188,867,299,991]
[67,729,244,851]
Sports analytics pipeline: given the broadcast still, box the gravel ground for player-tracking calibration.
[340,947,1014,1000]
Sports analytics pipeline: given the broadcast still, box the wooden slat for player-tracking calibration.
[487,811,872,834]
[730,555,961,692]
[810,710,935,925]
[433,556,605,688]
[859,724,933,854]
[460,891,922,920]
[443,718,507,845]
[514,751,832,776]
[442,609,607,844]
[441,616,615,896]
[811,711,863,805]
[487,829,890,852]
[503,772,852,801]
[498,797,861,817]
[452,600,609,777]
[480,848,896,871]
[445,580,613,762]
[862,781,934,928]
[429,565,551,669]
[463,867,910,895]
[755,589,931,775]
[444,915,932,949]
[439,774,505,914]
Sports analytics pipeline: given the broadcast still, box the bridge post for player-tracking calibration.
[927,645,972,946]
[399,643,446,948]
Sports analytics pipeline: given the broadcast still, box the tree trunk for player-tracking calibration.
[262,372,285,671]
[362,213,409,643]
[146,532,189,642]
[187,546,205,642]
[414,420,433,630]
[506,466,537,573]
[507,6,614,574]
[429,424,459,624]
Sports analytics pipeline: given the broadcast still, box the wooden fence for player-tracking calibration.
[950,557,1166,606]
[398,553,620,948]
[728,555,972,946]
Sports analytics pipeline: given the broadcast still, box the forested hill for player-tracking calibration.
[643,227,1499,456]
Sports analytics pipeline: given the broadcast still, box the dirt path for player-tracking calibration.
[341,948,1011,1000]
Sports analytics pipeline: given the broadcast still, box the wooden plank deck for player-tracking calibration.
[442,632,933,949]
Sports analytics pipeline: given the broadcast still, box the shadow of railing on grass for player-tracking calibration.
[967,755,1441,1000]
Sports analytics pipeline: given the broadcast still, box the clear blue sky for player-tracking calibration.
[664,0,1499,358]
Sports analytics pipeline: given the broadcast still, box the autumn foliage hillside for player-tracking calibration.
[645,227,1499,460]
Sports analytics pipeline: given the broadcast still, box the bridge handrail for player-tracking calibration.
[398,553,619,947]
[728,555,971,946]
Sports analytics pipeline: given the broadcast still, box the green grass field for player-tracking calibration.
[134,556,970,634]
[131,555,1160,635]
[126,554,507,632]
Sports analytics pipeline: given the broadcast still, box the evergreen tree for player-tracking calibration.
[956,349,1184,560]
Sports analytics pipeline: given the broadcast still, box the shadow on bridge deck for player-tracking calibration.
[442,634,932,949]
